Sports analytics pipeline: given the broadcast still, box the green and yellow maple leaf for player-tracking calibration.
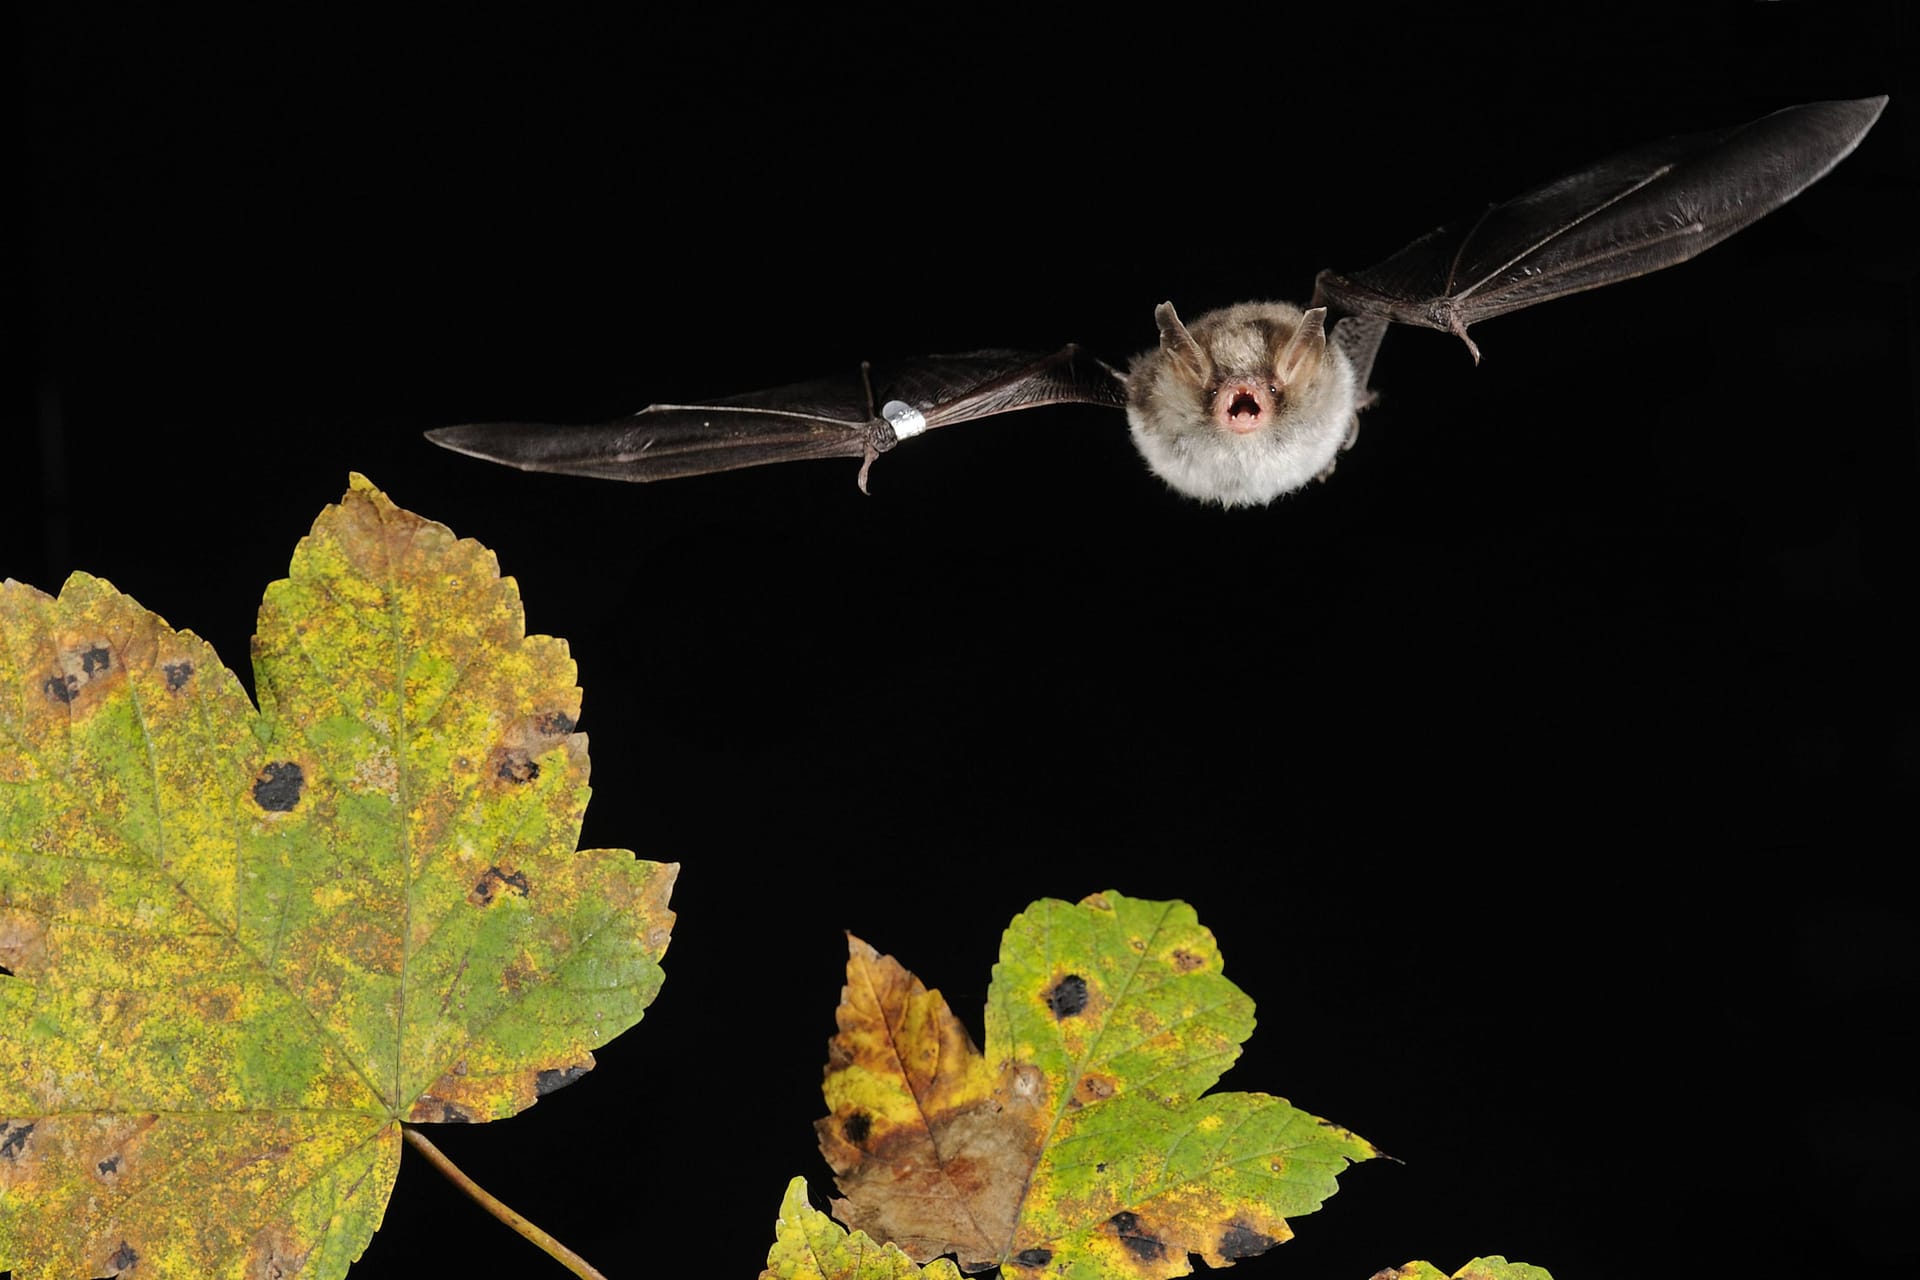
[763,1177,964,1280]
[1373,1259,1555,1280]
[0,475,675,1279]
[816,891,1376,1279]
[759,1180,1558,1280]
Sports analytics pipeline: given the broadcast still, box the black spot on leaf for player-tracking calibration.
[439,1103,473,1123]
[535,1066,588,1097]
[106,1240,139,1271]
[252,761,305,811]
[43,674,78,704]
[163,661,194,692]
[469,866,532,906]
[496,752,539,784]
[843,1112,872,1145]
[98,1153,123,1174]
[1218,1223,1279,1259]
[1046,974,1089,1018]
[0,1121,34,1159]
[536,711,576,736]
[1012,1248,1053,1267]
[1108,1212,1165,1262]
[80,644,112,675]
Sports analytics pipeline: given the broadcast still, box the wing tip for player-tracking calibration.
[421,423,489,461]
[1847,94,1891,144]
[422,422,577,474]
[1770,94,1888,156]
[1839,93,1890,120]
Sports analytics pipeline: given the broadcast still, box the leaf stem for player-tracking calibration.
[401,1125,610,1280]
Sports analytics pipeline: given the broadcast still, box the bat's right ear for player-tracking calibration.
[1155,302,1212,387]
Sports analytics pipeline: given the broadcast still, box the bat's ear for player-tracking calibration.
[1274,306,1327,390]
[1155,302,1212,387]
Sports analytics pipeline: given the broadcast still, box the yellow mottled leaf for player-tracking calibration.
[1374,1258,1556,1280]
[0,475,674,1279]
[763,1177,964,1280]
[818,891,1377,1279]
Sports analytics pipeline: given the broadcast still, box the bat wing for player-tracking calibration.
[1314,96,1886,389]
[425,345,1126,487]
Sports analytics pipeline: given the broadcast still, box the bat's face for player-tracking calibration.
[1124,301,1357,508]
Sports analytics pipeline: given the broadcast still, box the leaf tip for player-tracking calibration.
[1,574,52,602]
[777,1174,812,1219]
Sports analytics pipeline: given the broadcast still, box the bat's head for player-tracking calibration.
[1124,301,1356,507]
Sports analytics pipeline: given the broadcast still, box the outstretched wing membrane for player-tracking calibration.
[426,345,1125,486]
[1315,96,1886,388]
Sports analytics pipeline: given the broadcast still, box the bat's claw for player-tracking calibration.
[1450,316,1482,365]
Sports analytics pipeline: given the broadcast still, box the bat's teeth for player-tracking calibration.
[1216,382,1271,434]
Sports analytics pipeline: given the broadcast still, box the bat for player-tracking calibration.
[426,97,1886,507]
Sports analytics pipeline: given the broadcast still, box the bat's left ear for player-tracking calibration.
[1274,307,1328,391]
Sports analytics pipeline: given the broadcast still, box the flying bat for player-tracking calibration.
[427,97,1886,507]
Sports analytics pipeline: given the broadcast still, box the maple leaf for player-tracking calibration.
[0,475,675,1279]
[1373,1260,1555,1280]
[763,1177,964,1280]
[816,891,1377,1279]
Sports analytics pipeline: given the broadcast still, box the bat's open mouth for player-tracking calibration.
[1215,381,1275,435]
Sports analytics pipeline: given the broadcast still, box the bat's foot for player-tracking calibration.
[1450,317,1483,364]
[1316,413,1364,484]
[857,442,879,494]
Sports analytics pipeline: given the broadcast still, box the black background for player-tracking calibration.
[10,5,1916,1279]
